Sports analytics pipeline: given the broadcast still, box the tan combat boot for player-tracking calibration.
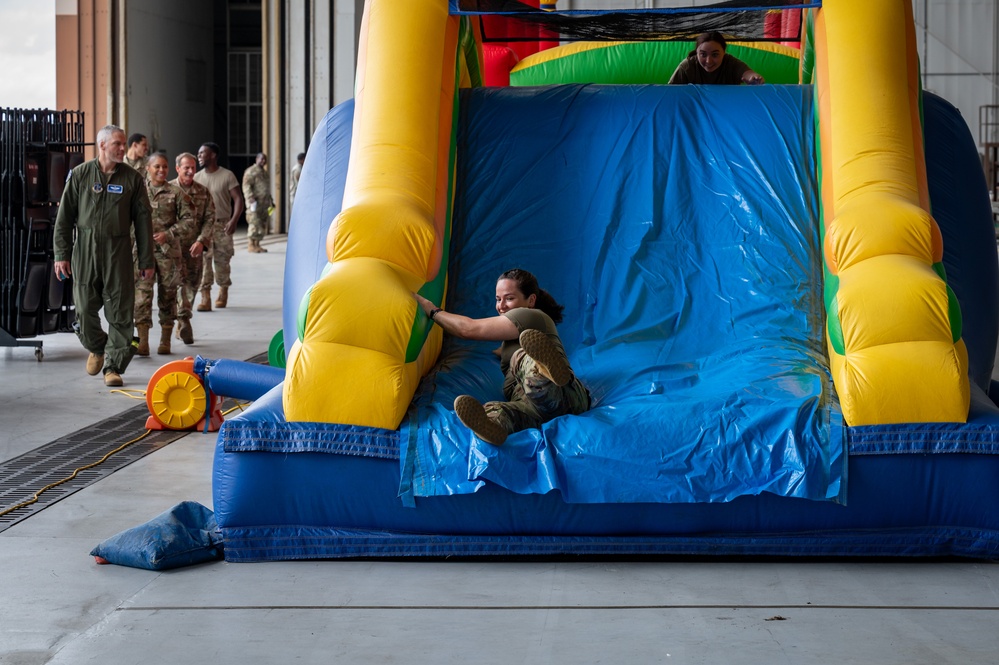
[86,352,104,376]
[135,324,150,356]
[176,318,194,344]
[215,286,228,309]
[256,238,268,253]
[197,287,212,312]
[246,239,259,253]
[157,324,173,355]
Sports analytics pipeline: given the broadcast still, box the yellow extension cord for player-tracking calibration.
[0,390,248,518]
[0,429,154,517]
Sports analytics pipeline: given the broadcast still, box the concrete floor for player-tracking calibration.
[3,233,999,664]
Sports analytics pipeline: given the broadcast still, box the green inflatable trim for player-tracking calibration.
[946,282,963,344]
[826,293,845,357]
[824,271,845,356]
[268,329,286,369]
[813,89,845,357]
[510,41,800,87]
[460,16,484,88]
[800,9,815,84]
[297,284,313,344]
[404,21,465,364]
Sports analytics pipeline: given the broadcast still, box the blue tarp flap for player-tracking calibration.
[398,84,844,505]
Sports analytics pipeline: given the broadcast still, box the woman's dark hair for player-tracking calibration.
[697,31,727,50]
[689,31,727,59]
[499,268,565,324]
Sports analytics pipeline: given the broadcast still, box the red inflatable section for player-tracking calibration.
[484,44,520,86]
[481,0,558,86]
[764,8,802,49]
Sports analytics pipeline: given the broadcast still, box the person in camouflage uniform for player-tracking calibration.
[289,151,305,208]
[134,153,194,356]
[124,133,148,173]
[195,142,243,310]
[170,152,215,344]
[241,152,273,253]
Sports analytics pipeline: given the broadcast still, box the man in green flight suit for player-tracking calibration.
[54,124,155,387]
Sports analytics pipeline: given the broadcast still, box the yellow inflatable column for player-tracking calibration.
[283,0,456,427]
[815,0,969,425]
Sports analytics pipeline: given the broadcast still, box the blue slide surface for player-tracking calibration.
[400,84,842,505]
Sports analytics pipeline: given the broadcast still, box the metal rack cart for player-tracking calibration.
[0,108,86,359]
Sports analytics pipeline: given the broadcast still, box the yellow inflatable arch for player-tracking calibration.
[284,0,969,429]
[809,0,968,424]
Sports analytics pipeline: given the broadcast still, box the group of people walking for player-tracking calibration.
[53,124,274,387]
[53,30,757,444]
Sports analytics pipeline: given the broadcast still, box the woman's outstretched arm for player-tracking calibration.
[413,293,520,341]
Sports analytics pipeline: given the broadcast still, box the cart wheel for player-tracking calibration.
[35,347,43,361]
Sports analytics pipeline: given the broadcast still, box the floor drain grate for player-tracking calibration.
[0,401,231,533]
[0,353,271,533]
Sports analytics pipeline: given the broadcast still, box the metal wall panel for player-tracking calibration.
[915,0,997,149]
[124,2,215,159]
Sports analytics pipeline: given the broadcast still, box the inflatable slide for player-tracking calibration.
[213,0,999,560]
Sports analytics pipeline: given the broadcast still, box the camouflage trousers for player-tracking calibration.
[135,238,181,327]
[485,349,590,434]
[247,209,269,241]
[175,235,203,321]
[201,219,233,289]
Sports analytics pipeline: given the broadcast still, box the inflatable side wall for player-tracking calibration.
[509,40,801,86]
[283,0,482,427]
[813,0,969,425]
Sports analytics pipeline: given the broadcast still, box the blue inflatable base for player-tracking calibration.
[216,87,999,560]
[220,527,999,561]
[213,383,999,561]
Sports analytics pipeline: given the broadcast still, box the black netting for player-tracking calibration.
[452,0,811,43]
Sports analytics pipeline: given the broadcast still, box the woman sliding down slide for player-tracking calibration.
[414,268,590,446]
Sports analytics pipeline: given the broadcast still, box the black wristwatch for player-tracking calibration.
[429,308,442,321]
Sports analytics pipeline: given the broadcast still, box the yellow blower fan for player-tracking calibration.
[144,358,223,432]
